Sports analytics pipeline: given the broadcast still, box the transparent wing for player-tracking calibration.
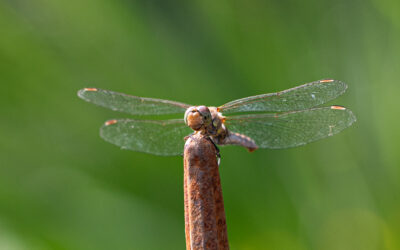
[100,119,193,156]
[219,80,347,114]
[224,106,356,149]
[78,88,191,115]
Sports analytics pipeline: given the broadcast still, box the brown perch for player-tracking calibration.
[183,132,229,250]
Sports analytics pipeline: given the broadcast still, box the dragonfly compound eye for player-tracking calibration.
[196,105,209,113]
[197,106,212,122]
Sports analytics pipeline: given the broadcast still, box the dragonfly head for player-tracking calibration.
[184,106,216,134]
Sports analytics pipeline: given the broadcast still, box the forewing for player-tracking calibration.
[224,106,356,149]
[78,88,191,115]
[100,119,193,155]
[219,80,347,114]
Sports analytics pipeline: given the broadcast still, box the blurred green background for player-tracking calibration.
[1,0,399,249]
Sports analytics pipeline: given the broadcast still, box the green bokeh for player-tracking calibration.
[1,0,399,249]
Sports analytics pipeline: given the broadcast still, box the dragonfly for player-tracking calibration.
[77,79,356,156]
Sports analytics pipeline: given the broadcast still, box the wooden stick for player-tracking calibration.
[184,133,229,250]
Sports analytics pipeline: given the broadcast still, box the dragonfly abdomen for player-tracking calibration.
[220,131,258,152]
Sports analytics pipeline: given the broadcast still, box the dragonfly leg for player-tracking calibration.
[208,137,221,166]
[184,132,196,141]
[182,133,197,157]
